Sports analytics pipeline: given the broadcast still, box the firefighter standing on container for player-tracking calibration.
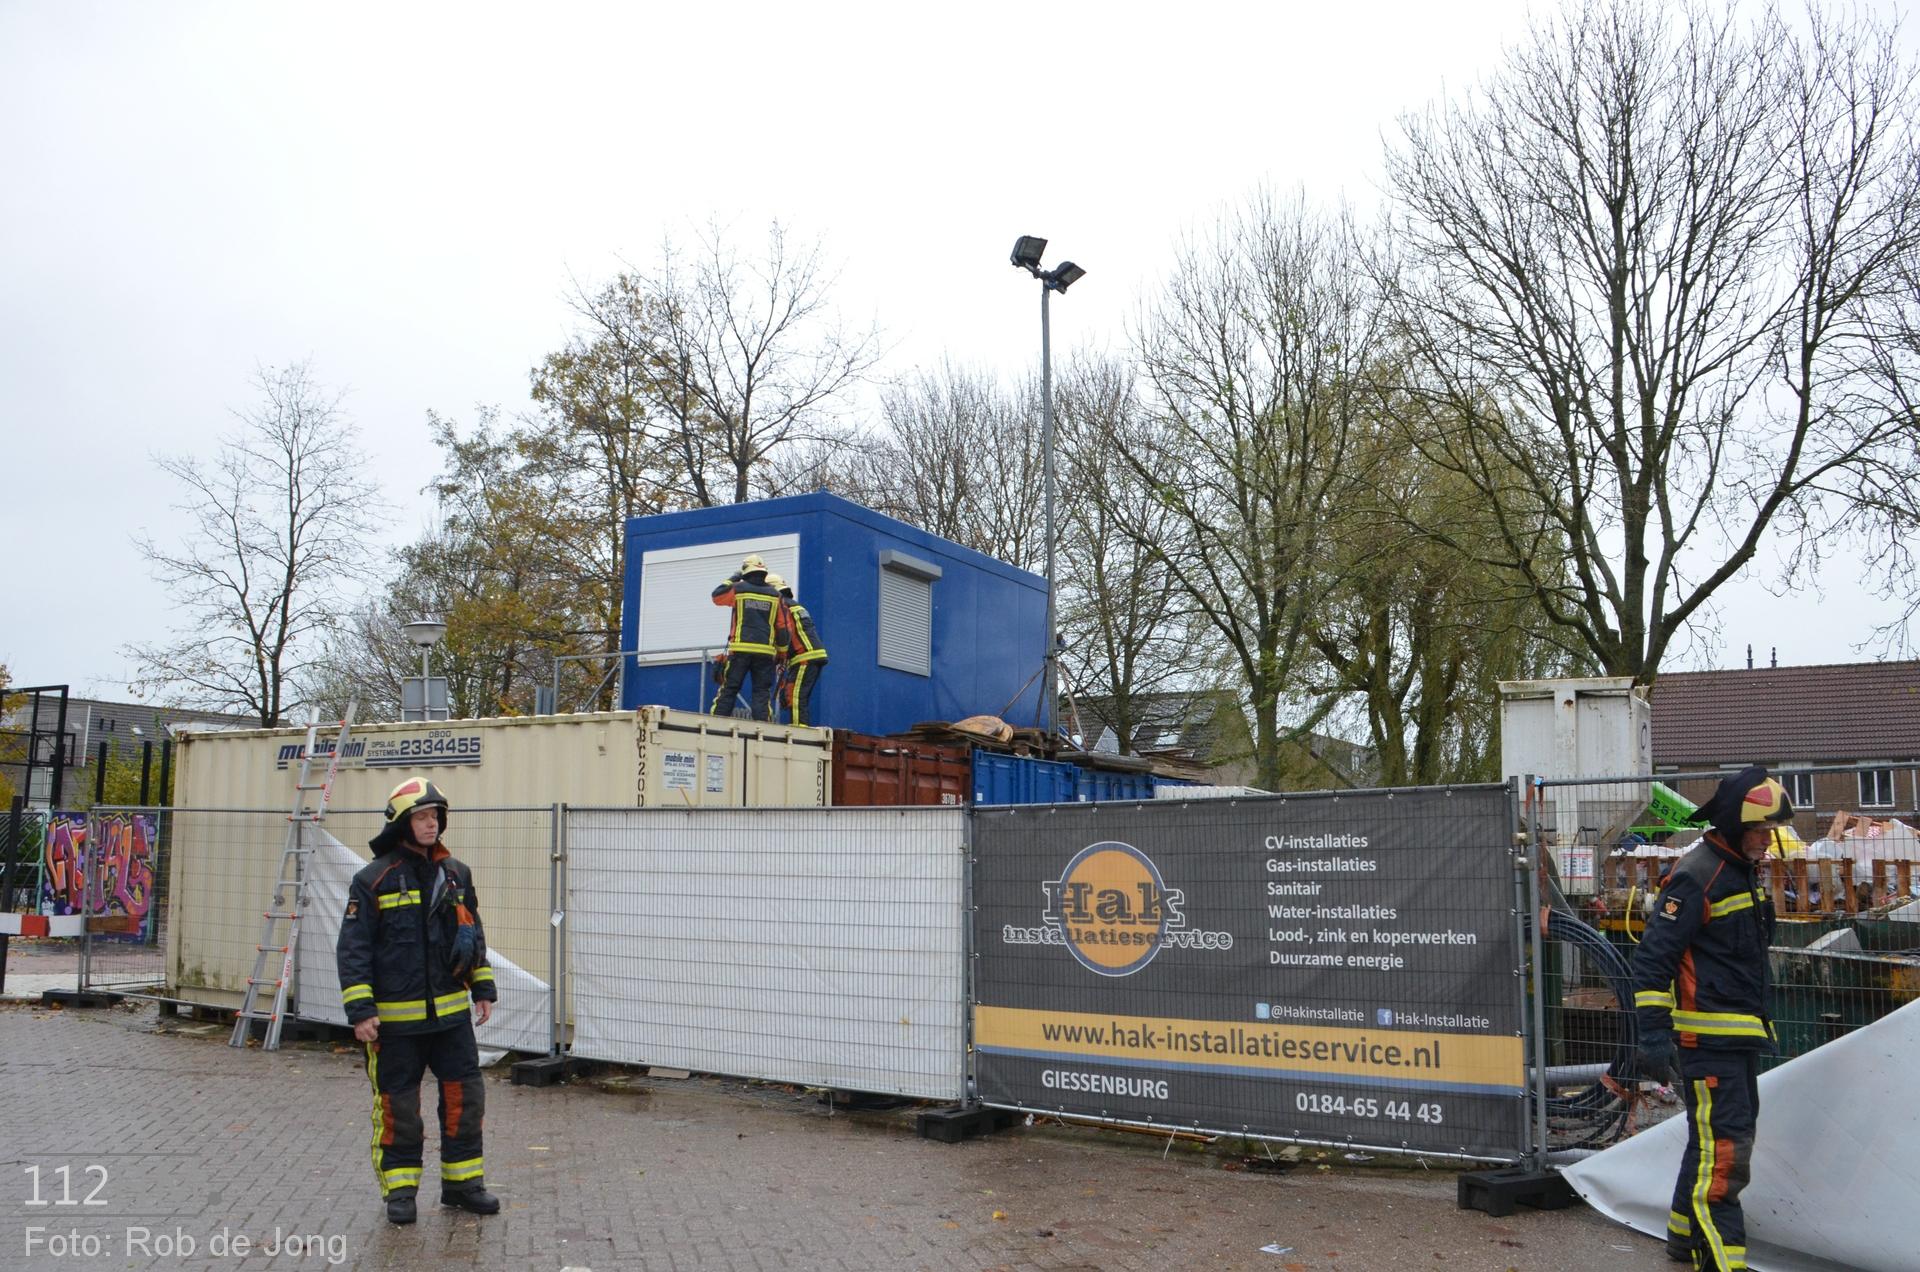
[766,572,828,726]
[336,778,500,1225]
[1631,765,1789,1271]
[710,552,782,720]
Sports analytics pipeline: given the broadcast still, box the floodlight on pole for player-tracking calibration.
[1044,261,1085,293]
[1007,236,1087,744]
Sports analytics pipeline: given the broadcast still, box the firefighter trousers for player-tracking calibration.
[364,1023,486,1198]
[1666,1049,1759,1271]
[711,652,776,720]
[785,660,825,727]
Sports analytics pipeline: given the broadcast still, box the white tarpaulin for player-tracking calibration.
[567,806,967,1100]
[295,828,552,1062]
[1563,998,1920,1272]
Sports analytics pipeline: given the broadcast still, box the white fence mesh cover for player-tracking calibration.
[567,806,967,1099]
[296,827,553,1061]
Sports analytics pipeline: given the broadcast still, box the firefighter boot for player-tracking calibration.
[385,1193,417,1225]
[440,1185,500,1215]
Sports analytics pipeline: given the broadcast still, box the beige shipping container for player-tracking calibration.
[167,708,830,1008]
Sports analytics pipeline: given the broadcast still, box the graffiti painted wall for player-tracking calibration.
[38,811,158,941]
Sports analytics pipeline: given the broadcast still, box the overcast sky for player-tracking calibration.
[2,0,1913,700]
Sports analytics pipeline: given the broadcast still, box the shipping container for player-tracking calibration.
[971,751,1078,806]
[1074,766,1159,803]
[167,708,830,1008]
[1498,677,1652,781]
[830,731,969,806]
[1499,677,1654,897]
[175,707,829,813]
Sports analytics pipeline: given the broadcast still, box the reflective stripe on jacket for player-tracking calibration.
[777,601,828,665]
[1630,834,1776,1052]
[335,844,496,1036]
[711,575,781,654]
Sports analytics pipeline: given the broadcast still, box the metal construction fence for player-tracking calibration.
[1526,767,1920,1153]
[79,806,169,992]
[566,806,967,1100]
[88,766,1919,1169]
[0,806,168,995]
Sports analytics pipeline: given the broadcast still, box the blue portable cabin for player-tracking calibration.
[619,492,1048,736]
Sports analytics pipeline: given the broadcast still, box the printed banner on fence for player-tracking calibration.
[971,789,1528,1160]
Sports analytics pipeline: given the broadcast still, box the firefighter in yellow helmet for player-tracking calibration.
[1631,765,1790,1269]
[709,552,781,720]
[336,778,499,1225]
[767,572,828,726]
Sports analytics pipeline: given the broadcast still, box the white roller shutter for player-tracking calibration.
[637,534,798,661]
[877,560,934,676]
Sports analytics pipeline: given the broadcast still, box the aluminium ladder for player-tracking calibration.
[229,702,356,1050]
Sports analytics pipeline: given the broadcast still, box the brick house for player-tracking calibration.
[1651,660,1920,836]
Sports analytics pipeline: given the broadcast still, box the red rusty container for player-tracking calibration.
[830,731,970,806]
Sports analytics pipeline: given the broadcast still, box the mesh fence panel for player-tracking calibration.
[566,806,967,1100]
[81,807,168,991]
[164,807,299,1008]
[161,806,558,1032]
[1527,769,1920,1150]
[293,807,557,1054]
[0,810,75,994]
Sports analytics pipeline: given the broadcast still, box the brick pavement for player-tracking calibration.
[1,1002,1677,1272]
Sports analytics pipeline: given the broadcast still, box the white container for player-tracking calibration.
[1499,678,1653,896]
[1153,785,1270,799]
[167,708,830,1007]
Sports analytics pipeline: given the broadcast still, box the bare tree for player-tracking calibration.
[820,362,1049,570]
[1123,191,1381,788]
[1054,356,1216,752]
[1306,384,1582,783]
[128,362,376,725]
[1384,0,1920,680]
[650,221,882,505]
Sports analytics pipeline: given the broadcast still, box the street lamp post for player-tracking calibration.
[402,618,448,722]
[1010,236,1086,743]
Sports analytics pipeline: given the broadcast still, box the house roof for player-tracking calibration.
[1075,691,1237,760]
[1652,660,1920,766]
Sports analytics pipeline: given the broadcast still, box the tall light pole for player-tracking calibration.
[1009,236,1086,743]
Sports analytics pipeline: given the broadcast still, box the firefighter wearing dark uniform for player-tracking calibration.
[1631,765,1789,1271]
[710,552,781,721]
[767,572,828,727]
[336,778,501,1226]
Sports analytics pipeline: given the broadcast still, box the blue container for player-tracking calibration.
[971,751,1080,806]
[1074,766,1159,803]
[619,493,1048,735]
